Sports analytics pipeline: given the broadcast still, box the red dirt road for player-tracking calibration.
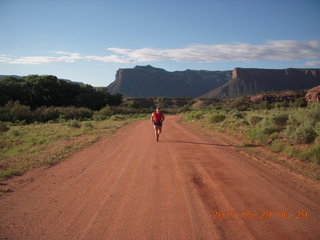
[0,116,320,240]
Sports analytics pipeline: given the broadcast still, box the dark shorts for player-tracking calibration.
[153,121,163,127]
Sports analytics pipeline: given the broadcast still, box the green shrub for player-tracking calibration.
[93,106,114,120]
[109,114,126,121]
[0,122,10,133]
[209,113,226,123]
[283,146,300,158]
[270,140,284,152]
[58,107,93,120]
[299,143,320,164]
[275,101,290,109]
[306,103,320,122]
[188,111,204,120]
[34,106,60,122]
[315,122,320,136]
[284,122,317,144]
[294,97,307,108]
[11,130,20,136]
[67,120,81,128]
[1,101,33,123]
[257,101,271,110]
[247,127,269,144]
[232,112,246,119]
[235,120,249,127]
[0,168,19,180]
[83,122,94,129]
[230,98,252,111]
[248,115,263,125]
[271,114,288,128]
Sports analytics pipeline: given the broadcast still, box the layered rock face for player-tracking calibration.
[107,65,231,97]
[305,86,320,103]
[203,68,320,98]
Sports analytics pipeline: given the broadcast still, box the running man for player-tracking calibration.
[151,107,165,142]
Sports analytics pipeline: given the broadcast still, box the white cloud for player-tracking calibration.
[106,40,320,63]
[8,52,82,64]
[84,55,131,63]
[0,54,11,63]
[304,61,320,67]
[2,40,320,65]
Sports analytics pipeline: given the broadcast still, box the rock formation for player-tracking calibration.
[250,91,306,103]
[305,85,320,103]
[107,65,231,97]
[203,68,320,98]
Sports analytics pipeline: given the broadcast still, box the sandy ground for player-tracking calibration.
[0,116,319,240]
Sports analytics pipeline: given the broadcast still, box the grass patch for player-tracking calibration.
[184,104,320,179]
[0,116,146,181]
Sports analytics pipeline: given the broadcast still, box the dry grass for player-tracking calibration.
[0,117,143,181]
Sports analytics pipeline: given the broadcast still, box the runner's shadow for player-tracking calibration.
[166,140,234,147]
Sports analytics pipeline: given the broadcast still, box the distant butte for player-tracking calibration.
[107,65,320,98]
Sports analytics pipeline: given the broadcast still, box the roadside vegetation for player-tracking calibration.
[0,115,146,182]
[184,98,320,179]
[1,75,319,183]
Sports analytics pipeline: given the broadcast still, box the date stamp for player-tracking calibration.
[212,209,308,220]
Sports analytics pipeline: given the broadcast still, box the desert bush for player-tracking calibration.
[248,115,263,125]
[247,117,280,143]
[306,103,320,122]
[294,97,307,108]
[314,122,320,136]
[1,101,33,123]
[0,107,10,122]
[34,106,60,122]
[271,114,288,128]
[284,122,317,144]
[229,98,251,111]
[11,130,20,136]
[247,128,269,144]
[270,140,285,152]
[274,101,290,109]
[109,114,126,121]
[0,122,10,133]
[259,117,279,134]
[187,111,205,120]
[93,106,114,120]
[83,122,94,129]
[66,120,81,128]
[177,105,191,113]
[209,113,226,123]
[283,146,300,158]
[58,107,93,120]
[232,111,246,119]
[256,101,271,110]
[299,143,320,164]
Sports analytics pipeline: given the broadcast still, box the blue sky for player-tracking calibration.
[1,0,320,86]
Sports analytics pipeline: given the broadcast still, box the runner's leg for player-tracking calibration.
[153,125,158,140]
[157,126,162,141]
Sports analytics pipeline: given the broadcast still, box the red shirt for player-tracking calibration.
[153,112,164,122]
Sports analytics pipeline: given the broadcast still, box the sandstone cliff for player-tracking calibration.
[203,68,320,98]
[305,85,320,103]
[107,65,231,97]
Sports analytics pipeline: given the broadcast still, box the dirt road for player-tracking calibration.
[1,116,320,240]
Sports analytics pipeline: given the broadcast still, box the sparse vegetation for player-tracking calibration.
[0,115,147,181]
[0,122,10,134]
[184,102,320,170]
[209,113,226,123]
